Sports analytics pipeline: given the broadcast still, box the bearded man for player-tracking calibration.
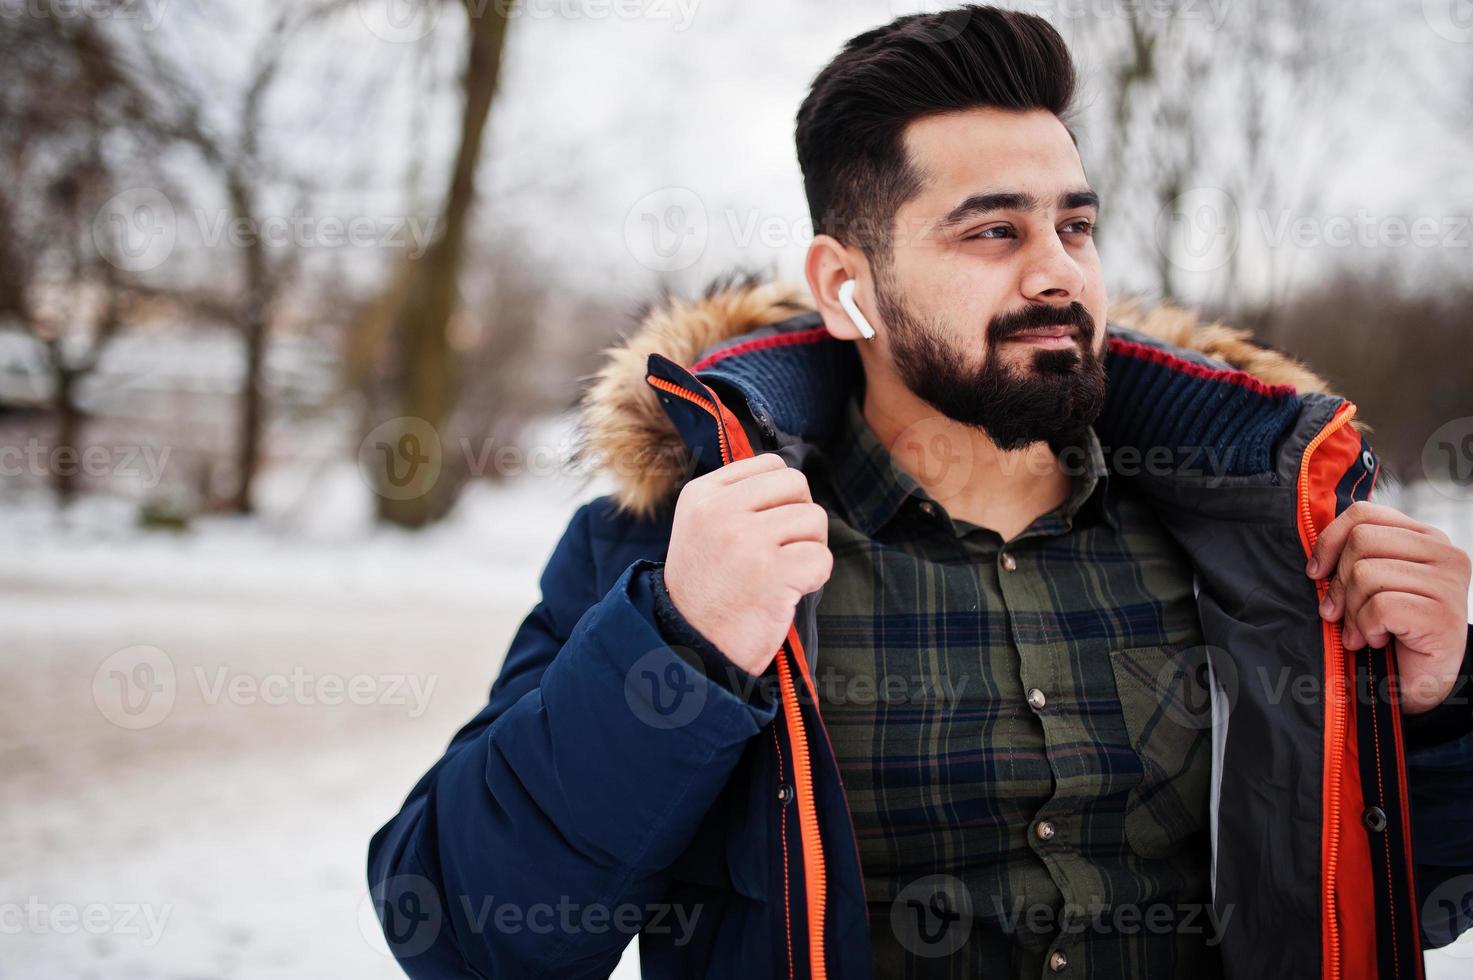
[370,7,1473,978]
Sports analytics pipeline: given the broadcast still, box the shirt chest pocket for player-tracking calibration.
[1108,644,1214,860]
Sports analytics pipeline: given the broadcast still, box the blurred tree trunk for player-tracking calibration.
[34,270,126,504]
[376,0,512,527]
[228,176,274,514]
[51,365,84,503]
[219,25,290,515]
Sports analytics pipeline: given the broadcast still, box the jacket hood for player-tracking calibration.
[579,271,1350,517]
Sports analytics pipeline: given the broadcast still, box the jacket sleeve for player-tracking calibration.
[1407,624,1473,950]
[367,501,777,978]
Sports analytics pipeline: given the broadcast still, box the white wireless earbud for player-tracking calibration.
[837,278,877,341]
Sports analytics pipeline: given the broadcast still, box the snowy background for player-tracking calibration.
[4,0,1473,976]
[0,437,651,978]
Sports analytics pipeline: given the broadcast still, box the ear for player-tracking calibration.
[805,234,874,343]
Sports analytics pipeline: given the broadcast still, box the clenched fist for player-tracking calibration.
[1308,500,1472,715]
[664,453,834,677]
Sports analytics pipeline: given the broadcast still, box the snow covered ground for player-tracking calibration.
[0,457,645,979]
[2,464,1469,977]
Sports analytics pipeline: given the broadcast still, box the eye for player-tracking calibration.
[965,224,1015,241]
[1061,218,1095,236]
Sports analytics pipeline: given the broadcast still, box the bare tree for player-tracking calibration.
[372,0,515,528]
[1070,0,1347,313]
[137,6,341,514]
[0,12,170,502]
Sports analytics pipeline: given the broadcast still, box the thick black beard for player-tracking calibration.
[877,281,1108,454]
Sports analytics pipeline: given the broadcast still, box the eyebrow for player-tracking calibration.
[937,189,1100,231]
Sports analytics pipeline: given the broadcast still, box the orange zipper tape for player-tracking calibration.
[646,372,828,979]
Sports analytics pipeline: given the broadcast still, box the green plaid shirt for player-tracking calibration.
[805,396,1224,980]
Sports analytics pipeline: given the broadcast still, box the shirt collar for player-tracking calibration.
[823,396,1116,538]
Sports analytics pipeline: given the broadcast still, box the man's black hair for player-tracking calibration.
[795,5,1077,266]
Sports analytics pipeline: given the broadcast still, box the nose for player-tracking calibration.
[1019,229,1085,303]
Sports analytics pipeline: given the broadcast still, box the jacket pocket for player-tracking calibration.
[1108,644,1212,860]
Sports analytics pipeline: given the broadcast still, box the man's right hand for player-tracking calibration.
[663,453,833,677]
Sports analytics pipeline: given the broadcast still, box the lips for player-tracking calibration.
[1007,326,1079,341]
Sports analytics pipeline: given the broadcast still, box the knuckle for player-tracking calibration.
[751,466,792,494]
[777,468,813,498]
[744,455,782,480]
[794,546,818,574]
[782,468,812,497]
[805,545,834,583]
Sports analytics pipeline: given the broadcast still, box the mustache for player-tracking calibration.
[989,302,1096,343]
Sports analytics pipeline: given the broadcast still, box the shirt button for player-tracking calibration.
[918,501,938,517]
[1034,819,1056,841]
[1027,688,1047,710]
[1000,551,1017,572]
[1048,949,1069,972]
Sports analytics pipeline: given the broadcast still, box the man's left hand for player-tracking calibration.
[1307,500,1471,715]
